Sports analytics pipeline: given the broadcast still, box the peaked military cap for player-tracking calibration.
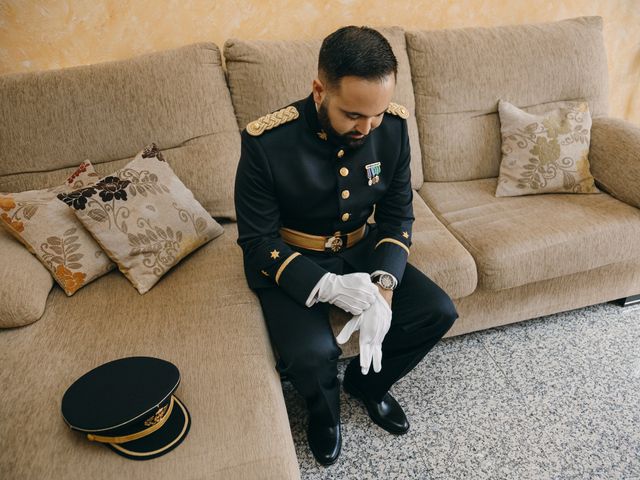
[61,356,191,460]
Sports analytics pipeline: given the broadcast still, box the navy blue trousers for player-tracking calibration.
[256,262,459,427]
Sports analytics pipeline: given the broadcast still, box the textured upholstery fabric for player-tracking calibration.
[0,228,53,328]
[223,27,425,190]
[0,43,241,220]
[1,161,115,296]
[589,117,640,209]
[419,178,640,291]
[447,257,640,338]
[406,16,609,182]
[496,100,599,196]
[400,194,477,299]
[0,223,300,480]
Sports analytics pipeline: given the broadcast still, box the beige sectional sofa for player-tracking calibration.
[1,15,639,480]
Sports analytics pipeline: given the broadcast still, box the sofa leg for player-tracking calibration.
[617,294,640,307]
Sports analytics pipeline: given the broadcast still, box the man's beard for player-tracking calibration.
[317,100,369,148]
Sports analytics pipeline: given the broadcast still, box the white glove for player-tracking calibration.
[315,272,379,315]
[336,290,392,374]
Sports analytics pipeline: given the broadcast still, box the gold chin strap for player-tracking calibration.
[86,396,175,444]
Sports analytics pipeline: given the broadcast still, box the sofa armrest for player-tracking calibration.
[589,117,640,208]
[0,229,53,328]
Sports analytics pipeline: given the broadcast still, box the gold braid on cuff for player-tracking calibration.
[375,238,410,256]
[275,252,301,285]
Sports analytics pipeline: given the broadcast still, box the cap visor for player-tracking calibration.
[106,395,191,460]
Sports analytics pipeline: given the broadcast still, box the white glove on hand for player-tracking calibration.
[335,290,392,374]
[316,272,379,315]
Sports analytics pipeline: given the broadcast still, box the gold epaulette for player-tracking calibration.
[246,106,299,136]
[386,102,410,119]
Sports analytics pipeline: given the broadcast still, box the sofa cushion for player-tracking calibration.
[0,222,300,479]
[407,16,609,183]
[224,27,425,190]
[0,228,53,328]
[403,194,477,299]
[419,178,640,291]
[496,100,600,196]
[59,145,224,295]
[1,161,115,296]
[0,42,241,220]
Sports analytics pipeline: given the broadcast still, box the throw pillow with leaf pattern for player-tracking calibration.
[0,161,116,295]
[496,99,600,196]
[58,144,224,294]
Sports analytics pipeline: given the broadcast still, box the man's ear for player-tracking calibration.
[312,78,325,106]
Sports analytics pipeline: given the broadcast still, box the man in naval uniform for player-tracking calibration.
[234,26,459,466]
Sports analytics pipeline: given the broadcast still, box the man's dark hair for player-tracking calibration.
[318,26,398,89]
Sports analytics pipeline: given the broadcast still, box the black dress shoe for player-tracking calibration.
[307,419,341,466]
[343,377,410,435]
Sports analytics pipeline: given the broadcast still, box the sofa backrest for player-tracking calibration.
[406,16,609,182]
[223,27,425,191]
[0,42,240,220]
[0,17,611,211]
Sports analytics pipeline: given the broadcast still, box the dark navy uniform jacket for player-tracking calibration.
[234,94,415,307]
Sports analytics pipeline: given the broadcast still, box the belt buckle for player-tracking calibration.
[324,233,346,253]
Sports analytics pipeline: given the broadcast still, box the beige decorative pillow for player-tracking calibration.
[496,99,601,196]
[58,144,224,294]
[0,161,115,296]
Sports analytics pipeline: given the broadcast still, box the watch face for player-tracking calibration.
[378,274,394,290]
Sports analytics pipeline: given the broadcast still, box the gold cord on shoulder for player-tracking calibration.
[246,106,300,136]
[386,102,410,119]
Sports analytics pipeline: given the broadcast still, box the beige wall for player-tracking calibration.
[1,0,638,125]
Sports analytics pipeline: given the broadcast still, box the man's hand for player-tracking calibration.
[316,272,378,315]
[335,290,392,374]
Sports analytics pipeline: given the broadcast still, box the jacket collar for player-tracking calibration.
[303,93,330,143]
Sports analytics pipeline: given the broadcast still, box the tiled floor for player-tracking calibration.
[281,300,640,479]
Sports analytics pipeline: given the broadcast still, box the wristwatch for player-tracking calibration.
[371,272,397,291]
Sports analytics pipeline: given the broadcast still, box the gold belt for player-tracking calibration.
[279,225,367,252]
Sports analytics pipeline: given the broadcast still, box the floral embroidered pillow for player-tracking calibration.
[0,161,116,295]
[58,144,224,294]
[496,100,601,197]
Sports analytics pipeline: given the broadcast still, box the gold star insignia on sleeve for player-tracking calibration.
[317,130,328,141]
[402,231,409,239]
[270,250,280,259]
